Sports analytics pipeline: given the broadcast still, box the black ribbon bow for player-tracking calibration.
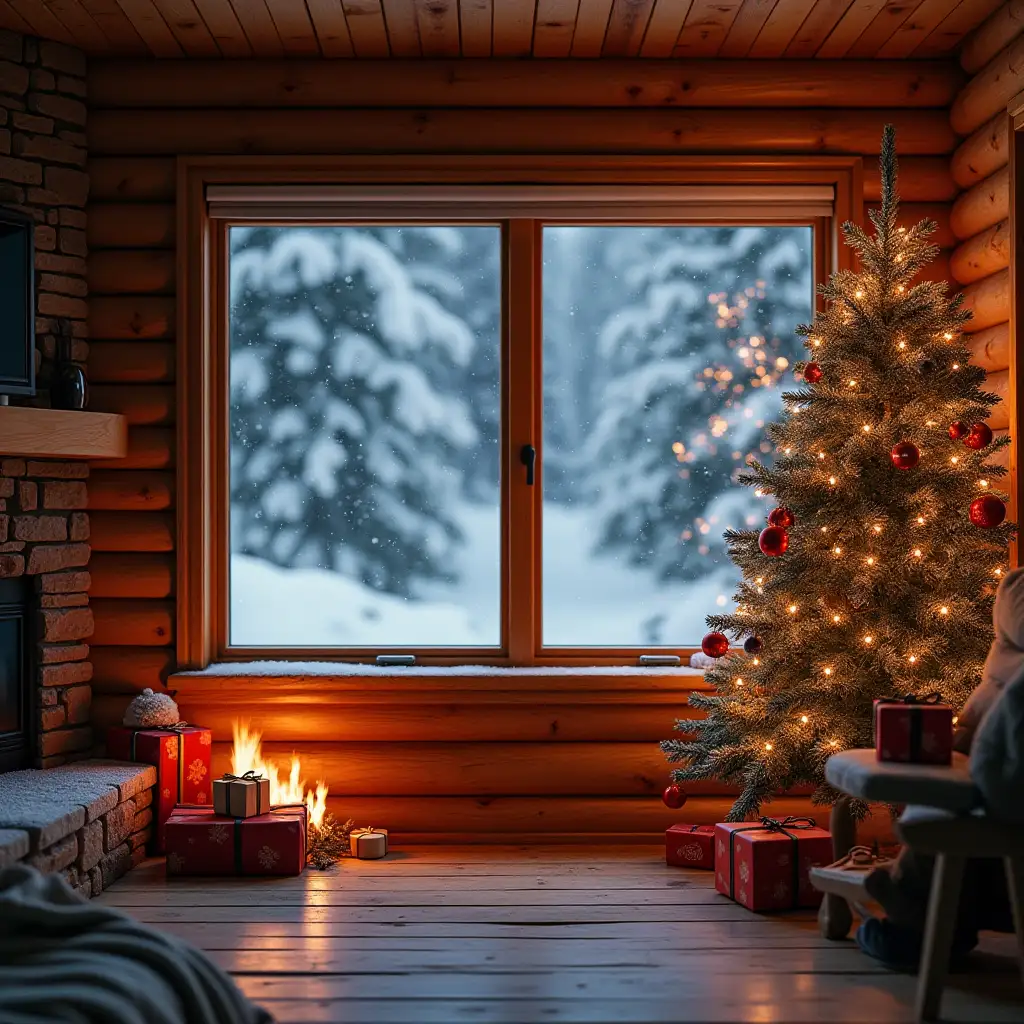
[876,692,942,705]
[221,770,264,781]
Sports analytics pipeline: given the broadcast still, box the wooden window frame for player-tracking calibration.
[177,155,861,669]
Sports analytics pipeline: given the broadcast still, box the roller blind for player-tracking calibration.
[205,184,834,221]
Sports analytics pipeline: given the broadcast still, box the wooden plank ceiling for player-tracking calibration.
[0,0,1003,59]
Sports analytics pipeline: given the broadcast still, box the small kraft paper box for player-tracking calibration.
[715,817,832,912]
[165,805,307,877]
[874,694,954,765]
[665,824,716,869]
[107,724,212,853]
[212,771,271,819]
[351,827,388,859]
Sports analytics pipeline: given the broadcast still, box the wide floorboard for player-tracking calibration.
[96,846,1023,1023]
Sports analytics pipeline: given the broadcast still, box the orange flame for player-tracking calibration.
[230,720,327,830]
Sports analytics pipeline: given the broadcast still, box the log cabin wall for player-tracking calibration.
[86,57,964,839]
[949,1,1019,456]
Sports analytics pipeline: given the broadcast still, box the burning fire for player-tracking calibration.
[230,720,328,830]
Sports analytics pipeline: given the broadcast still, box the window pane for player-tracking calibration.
[229,225,501,647]
[542,225,814,647]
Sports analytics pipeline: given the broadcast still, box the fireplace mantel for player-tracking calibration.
[0,407,127,459]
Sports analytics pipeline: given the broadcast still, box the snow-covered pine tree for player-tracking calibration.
[663,126,1015,820]
[229,225,489,595]
[588,225,811,583]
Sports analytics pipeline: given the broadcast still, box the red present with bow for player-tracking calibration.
[715,817,832,912]
[165,805,307,877]
[874,693,953,765]
[107,724,212,853]
[665,824,716,869]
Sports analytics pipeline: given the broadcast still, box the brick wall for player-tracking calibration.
[0,30,91,768]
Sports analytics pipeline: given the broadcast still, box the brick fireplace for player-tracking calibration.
[0,32,92,769]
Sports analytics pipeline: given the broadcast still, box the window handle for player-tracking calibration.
[520,444,536,486]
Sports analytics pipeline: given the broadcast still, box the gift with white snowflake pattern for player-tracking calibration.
[714,817,831,912]
[873,694,954,765]
[164,805,307,876]
[107,724,213,853]
[665,823,716,869]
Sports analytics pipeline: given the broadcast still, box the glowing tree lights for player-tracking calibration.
[663,127,1015,820]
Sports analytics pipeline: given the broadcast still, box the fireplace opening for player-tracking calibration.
[0,576,34,773]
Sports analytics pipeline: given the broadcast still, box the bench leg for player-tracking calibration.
[915,853,965,1024]
[1004,856,1024,989]
[819,797,856,939]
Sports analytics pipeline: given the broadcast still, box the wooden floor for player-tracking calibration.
[97,846,1023,1023]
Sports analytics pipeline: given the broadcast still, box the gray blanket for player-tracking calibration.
[0,864,273,1024]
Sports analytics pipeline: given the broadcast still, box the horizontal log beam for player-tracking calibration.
[950,220,1009,285]
[88,341,175,384]
[89,296,174,340]
[159,701,698,744]
[87,469,174,511]
[90,510,175,552]
[91,598,174,647]
[961,268,1010,334]
[89,551,174,599]
[90,645,175,693]
[88,59,963,110]
[89,384,175,426]
[321,795,826,834]
[951,34,1024,136]
[88,108,958,157]
[202,740,785,798]
[966,321,1010,372]
[951,113,1009,189]
[89,249,175,295]
[87,203,175,249]
[90,426,173,471]
[984,368,1009,430]
[87,156,176,202]
[866,202,953,247]
[960,0,1024,75]
[862,156,956,202]
[950,165,1010,239]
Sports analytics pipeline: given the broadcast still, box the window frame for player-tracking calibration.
[177,155,861,669]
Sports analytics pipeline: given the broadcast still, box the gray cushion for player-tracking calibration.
[824,749,982,813]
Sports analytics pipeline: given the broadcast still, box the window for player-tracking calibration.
[179,158,856,667]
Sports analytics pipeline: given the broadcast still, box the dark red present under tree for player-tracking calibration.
[663,126,1016,821]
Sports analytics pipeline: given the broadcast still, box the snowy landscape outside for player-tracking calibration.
[228,223,813,648]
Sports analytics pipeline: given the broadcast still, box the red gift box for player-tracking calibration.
[665,824,716,869]
[715,817,832,912]
[165,805,307,877]
[107,725,212,853]
[874,695,953,765]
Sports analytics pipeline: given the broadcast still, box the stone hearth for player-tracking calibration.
[0,760,155,896]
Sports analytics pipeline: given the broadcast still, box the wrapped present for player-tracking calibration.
[107,724,212,853]
[212,771,271,819]
[351,827,388,859]
[715,816,832,912]
[874,693,953,765]
[165,805,307,876]
[665,824,716,869]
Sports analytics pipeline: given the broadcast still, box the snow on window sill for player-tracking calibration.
[172,661,706,680]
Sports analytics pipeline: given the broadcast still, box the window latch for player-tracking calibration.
[639,654,681,667]
[520,444,536,486]
[376,655,416,666]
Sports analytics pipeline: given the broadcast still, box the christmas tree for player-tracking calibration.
[662,126,1015,820]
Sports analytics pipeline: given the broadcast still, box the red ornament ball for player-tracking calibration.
[803,362,823,384]
[743,635,763,655]
[964,423,993,450]
[890,441,921,470]
[701,631,730,658]
[662,784,687,809]
[758,526,789,557]
[970,495,1006,529]
[767,506,795,529]
[948,421,969,441]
